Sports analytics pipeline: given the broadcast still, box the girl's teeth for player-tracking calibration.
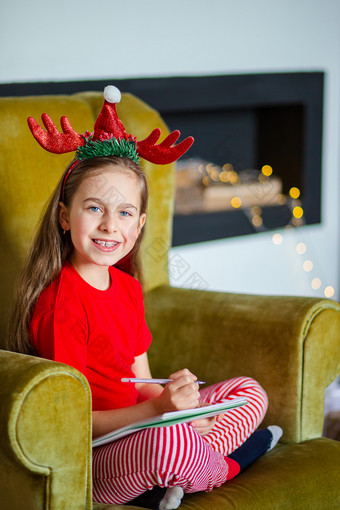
[95,240,117,247]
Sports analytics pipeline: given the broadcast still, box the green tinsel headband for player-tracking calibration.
[77,135,139,164]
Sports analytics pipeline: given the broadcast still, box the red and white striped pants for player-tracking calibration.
[92,377,268,504]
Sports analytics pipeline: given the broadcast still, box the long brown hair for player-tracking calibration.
[7,156,148,354]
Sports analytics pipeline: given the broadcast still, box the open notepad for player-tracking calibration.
[92,397,248,447]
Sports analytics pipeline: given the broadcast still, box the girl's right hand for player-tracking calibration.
[155,368,200,413]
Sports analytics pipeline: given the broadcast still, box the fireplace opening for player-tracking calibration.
[0,72,323,247]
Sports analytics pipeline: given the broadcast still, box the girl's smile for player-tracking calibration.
[59,167,146,288]
[92,239,120,249]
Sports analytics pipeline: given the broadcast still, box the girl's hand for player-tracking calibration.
[189,413,224,436]
[190,403,225,436]
[155,368,200,413]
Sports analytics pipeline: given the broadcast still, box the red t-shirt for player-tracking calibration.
[30,261,152,411]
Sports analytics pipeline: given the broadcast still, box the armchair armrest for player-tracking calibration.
[0,349,92,510]
[145,285,340,444]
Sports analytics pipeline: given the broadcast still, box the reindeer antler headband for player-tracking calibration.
[28,85,194,198]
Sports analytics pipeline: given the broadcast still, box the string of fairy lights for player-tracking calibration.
[198,162,335,299]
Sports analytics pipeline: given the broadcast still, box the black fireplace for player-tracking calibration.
[0,72,323,246]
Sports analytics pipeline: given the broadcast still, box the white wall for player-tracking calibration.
[1,0,340,299]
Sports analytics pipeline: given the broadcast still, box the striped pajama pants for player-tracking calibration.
[92,376,268,504]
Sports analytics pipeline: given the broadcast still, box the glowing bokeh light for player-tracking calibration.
[228,171,239,184]
[293,206,304,219]
[231,197,242,208]
[223,163,234,172]
[303,260,313,272]
[252,215,263,227]
[272,233,283,245]
[251,206,262,217]
[262,165,273,176]
[296,242,307,255]
[211,169,220,181]
[311,278,322,290]
[289,187,300,199]
[219,171,229,182]
[324,286,335,298]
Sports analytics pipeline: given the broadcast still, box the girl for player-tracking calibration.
[7,88,281,510]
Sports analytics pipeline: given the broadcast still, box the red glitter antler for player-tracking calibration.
[137,128,194,165]
[27,114,84,154]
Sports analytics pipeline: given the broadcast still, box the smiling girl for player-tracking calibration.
[59,159,146,290]
[7,87,281,509]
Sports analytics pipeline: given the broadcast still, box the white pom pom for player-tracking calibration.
[104,85,121,104]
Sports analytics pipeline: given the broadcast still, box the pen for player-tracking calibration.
[121,377,206,385]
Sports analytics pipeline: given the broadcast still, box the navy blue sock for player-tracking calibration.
[128,486,167,509]
[227,428,272,473]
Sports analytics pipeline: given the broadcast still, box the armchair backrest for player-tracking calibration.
[0,91,174,348]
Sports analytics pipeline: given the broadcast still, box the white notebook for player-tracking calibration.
[92,397,248,447]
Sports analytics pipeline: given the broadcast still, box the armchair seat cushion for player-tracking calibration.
[181,438,340,510]
[93,438,340,510]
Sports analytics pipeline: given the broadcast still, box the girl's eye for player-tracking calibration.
[89,206,101,213]
[120,211,132,217]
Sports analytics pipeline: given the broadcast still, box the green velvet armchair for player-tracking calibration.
[0,90,340,510]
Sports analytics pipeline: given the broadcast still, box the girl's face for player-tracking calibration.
[59,166,146,283]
